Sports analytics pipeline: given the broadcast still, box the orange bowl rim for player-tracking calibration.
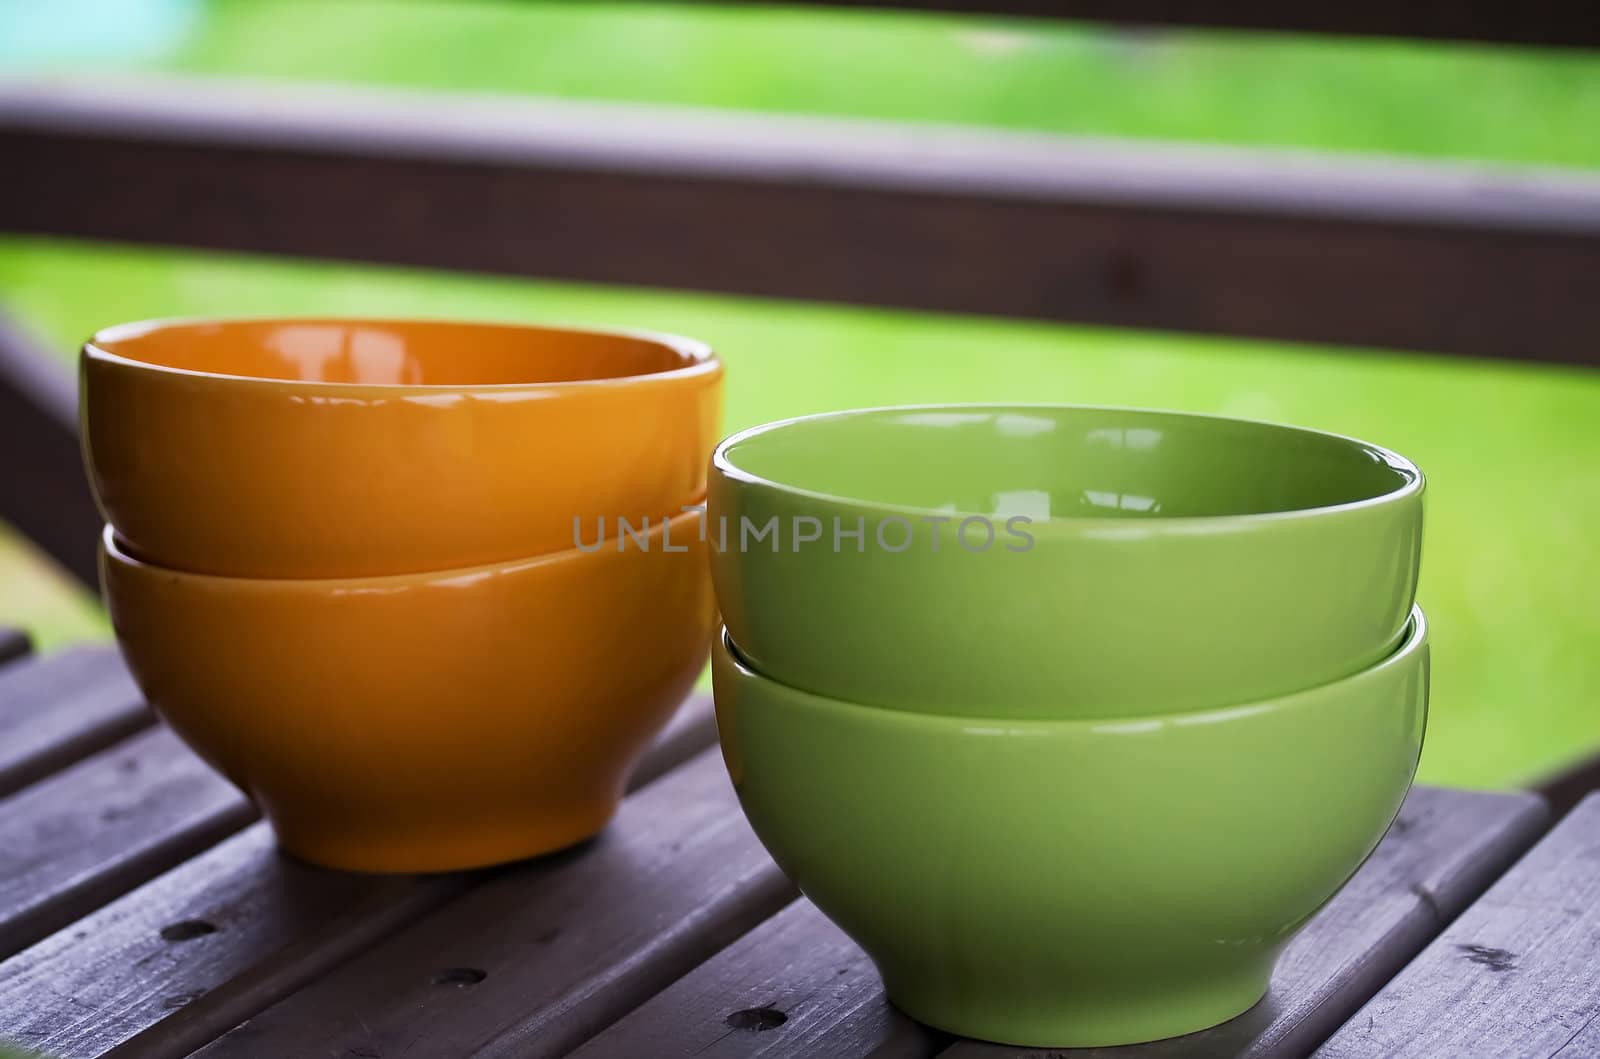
[83,314,720,394]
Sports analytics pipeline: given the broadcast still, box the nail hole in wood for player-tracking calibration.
[160,919,217,942]
[725,1007,787,1032]
[432,967,487,987]
[1457,944,1517,972]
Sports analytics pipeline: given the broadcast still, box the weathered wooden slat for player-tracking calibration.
[190,750,793,1059]
[712,1,1598,50]
[0,309,99,588]
[0,694,720,1059]
[0,727,254,959]
[939,788,1547,1058]
[2,76,1598,366]
[0,629,29,666]
[0,823,466,1059]
[569,898,949,1059]
[1315,792,1600,1059]
[0,646,151,798]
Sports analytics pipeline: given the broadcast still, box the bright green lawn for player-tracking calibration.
[1,2,1597,787]
[3,237,1598,789]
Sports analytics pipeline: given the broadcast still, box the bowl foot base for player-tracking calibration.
[268,797,619,874]
[883,958,1272,1048]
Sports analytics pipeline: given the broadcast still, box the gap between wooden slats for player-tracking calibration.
[0,646,153,798]
[568,897,948,1059]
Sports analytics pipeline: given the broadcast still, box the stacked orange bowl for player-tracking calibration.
[82,318,722,872]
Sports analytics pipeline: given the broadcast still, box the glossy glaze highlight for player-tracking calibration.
[84,317,722,578]
[710,404,1423,718]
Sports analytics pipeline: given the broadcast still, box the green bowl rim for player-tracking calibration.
[719,602,1427,731]
[713,403,1424,531]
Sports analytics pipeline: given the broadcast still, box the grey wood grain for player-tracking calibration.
[192,749,793,1059]
[0,726,255,959]
[571,898,948,1059]
[3,76,1600,366]
[0,823,465,1059]
[0,693,720,1058]
[0,646,151,798]
[1315,792,1600,1059]
[0,628,28,667]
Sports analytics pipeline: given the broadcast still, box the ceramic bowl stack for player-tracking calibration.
[83,317,722,873]
[708,404,1428,1048]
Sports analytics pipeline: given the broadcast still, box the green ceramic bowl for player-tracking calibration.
[710,404,1423,718]
[713,608,1428,1048]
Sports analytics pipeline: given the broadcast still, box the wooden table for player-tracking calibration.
[0,637,1592,1059]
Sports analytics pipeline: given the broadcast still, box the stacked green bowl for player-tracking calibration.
[707,404,1428,1048]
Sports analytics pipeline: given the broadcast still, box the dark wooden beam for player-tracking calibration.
[0,309,98,588]
[715,1,1600,50]
[2,77,1599,365]
[0,628,29,666]
[1532,751,1600,817]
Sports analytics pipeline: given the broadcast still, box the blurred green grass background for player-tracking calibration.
[1,0,1597,787]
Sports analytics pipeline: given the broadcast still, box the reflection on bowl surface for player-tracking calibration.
[710,404,1423,719]
[82,317,722,578]
[716,404,1418,521]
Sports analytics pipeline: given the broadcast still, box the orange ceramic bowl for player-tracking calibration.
[83,317,722,578]
[99,509,715,873]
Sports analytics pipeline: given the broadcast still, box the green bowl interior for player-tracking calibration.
[720,406,1417,520]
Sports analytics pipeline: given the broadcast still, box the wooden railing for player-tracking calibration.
[701,1,1600,49]
[6,77,1599,364]
[1,8,1598,588]
[0,311,99,587]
